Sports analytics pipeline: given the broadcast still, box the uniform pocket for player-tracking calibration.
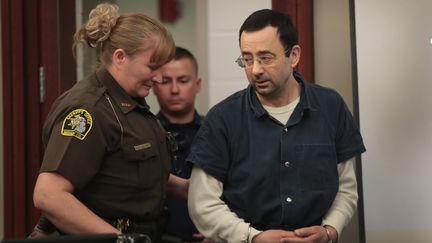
[121,138,163,189]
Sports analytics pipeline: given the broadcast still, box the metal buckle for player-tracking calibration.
[166,132,179,153]
[115,218,130,233]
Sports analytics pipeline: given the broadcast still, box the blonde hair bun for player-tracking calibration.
[77,3,120,48]
[73,2,175,69]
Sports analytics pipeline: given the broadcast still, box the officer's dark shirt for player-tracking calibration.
[187,71,366,230]
[40,68,171,221]
[157,111,203,241]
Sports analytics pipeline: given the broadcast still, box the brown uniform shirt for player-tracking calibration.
[40,68,171,221]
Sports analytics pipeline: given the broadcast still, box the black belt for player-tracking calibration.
[107,218,163,243]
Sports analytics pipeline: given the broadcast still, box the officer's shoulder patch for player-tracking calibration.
[61,108,93,140]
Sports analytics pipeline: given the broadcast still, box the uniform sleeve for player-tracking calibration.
[40,106,107,189]
[188,166,262,243]
[322,157,358,236]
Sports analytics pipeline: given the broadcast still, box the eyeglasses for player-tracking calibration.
[235,48,291,68]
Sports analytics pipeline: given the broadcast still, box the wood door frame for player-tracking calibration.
[2,0,76,237]
[272,0,314,82]
[2,0,41,236]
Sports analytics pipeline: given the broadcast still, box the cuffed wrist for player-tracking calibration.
[248,227,262,243]
[323,225,338,243]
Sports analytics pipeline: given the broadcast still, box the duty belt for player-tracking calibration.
[108,218,162,242]
[114,218,131,233]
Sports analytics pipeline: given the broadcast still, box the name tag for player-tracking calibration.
[134,143,151,151]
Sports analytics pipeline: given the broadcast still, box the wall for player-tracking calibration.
[118,0,197,55]
[196,0,271,109]
[355,0,432,242]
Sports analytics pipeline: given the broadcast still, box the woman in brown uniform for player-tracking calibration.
[32,3,184,242]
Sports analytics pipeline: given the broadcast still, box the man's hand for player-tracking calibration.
[28,226,51,238]
[279,225,329,243]
[252,229,300,243]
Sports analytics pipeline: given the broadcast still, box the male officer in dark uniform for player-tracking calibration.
[153,47,204,242]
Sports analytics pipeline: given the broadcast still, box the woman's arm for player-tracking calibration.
[33,172,120,235]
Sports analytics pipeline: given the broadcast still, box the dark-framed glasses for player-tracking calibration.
[235,48,292,68]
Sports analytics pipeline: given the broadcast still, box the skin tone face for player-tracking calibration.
[240,25,301,107]
[153,58,201,124]
[110,38,164,98]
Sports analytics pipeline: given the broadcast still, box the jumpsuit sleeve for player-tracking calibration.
[188,166,262,243]
[322,157,358,237]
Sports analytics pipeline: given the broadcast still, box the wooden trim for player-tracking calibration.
[58,0,77,94]
[2,0,29,236]
[25,0,43,233]
[272,0,314,83]
[39,0,76,121]
[272,0,297,20]
[1,0,15,237]
[39,0,60,120]
[2,0,77,237]
[295,0,314,83]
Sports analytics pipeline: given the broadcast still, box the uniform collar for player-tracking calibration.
[157,110,203,127]
[248,71,314,118]
[95,68,150,113]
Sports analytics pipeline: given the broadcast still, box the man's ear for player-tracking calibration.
[289,45,301,68]
[195,77,202,93]
[112,49,126,68]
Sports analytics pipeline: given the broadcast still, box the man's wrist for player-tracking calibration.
[323,225,338,243]
[249,227,262,243]
[241,226,251,243]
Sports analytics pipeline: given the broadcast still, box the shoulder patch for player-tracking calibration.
[61,109,93,140]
